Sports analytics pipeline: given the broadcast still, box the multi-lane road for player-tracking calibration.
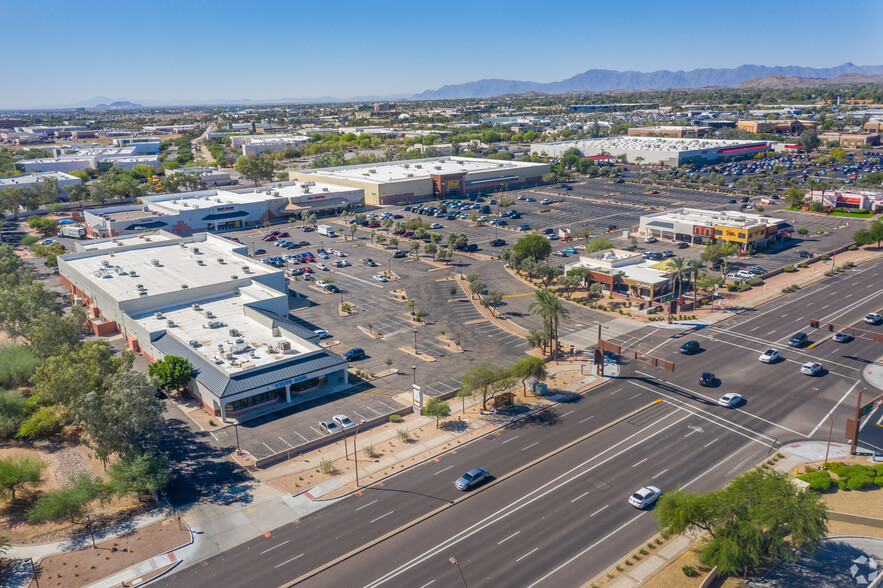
[158,256,883,588]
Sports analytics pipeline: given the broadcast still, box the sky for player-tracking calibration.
[2,0,880,109]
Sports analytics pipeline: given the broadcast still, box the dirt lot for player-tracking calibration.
[30,516,190,588]
[0,441,146,545]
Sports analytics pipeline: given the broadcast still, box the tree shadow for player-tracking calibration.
[507,407,560,429]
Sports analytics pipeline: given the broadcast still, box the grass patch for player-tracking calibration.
[829,211,875,218]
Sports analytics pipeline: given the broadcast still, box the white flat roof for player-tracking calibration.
[644,207,784,228]
[299,156,545,184]
[243,134,310,144]
[540,137,767,153]
[0,171,80,186]
[134,292,319,374]
[79,233,177,251]
[65,238,276,301]
[143,182,360,213]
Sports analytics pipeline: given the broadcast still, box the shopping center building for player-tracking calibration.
[639,208,793,250]
[57,232,350,422]
[563,248,673,300]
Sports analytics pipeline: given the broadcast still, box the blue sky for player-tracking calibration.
[2,0,879,109]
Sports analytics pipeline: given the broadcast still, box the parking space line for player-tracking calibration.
[308,426,323,436]
[293,431,309,443]
[278,436,293,448]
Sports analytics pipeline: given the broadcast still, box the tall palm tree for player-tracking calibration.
[667,256,688,296]
[687,259,705,297]
[529,289,570,361]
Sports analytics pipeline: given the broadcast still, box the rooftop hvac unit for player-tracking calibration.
[135,283,144,289]
[166,319,175,328]
[129,271,138,277]
[278,341,291,352]
[204,310,214,318]
[217,343,224,351]
[203,320,223,329]
[151,259,160,266]
[322,187,328,192]
[228,328,239,336]
[189,340,200,348]
[191,303,200,311]
[192,247,200,254]
[415,164,422,168]
[179,242,187,248]
[139,290,148,296]
[154,312,164,319]
[73,296,83,305]
[101,260,110,267]
[196,259,205,266]
[181,284,188,289]
[273,191,279,196]
[230,274,238,280]
[406,173,414,178]
[267,346,277,354]
[217,258,225,264]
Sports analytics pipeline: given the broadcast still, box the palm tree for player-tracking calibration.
[529,289,570,361]
[687,259,705,297]
[667,256,688,296]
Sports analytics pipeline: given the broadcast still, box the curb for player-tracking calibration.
[140,526,196,586]
[281,398,662,587]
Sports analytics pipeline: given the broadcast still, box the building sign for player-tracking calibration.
[693,225,713,237]
[264,374,309,392]
[446,180,461,189]
[412,384,423,414]
[217,206,234,212]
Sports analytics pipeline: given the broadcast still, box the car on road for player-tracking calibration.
[725,273,744,283]
[644,236,657,243]
[315,280,329,288]
[332,415,356,430]
[728,199,737,204]
[759,349,780,363]
[318,420,342,435]
[552,250,568,257]
[736,270,755,279]
[316,263,329,271]
[332,260,350,267]
[717,393,743,408]
[343,348,365,361]
[699,372,715,387]
[490,239,506,247]
[680,341,701,354]
[788,332,808,347]
[801,361,823,376]
[832,331,852,343]
[314,329,331,339]
[864,313,883,325]
[372,274,388,282]
[648,190,660,194]
[454,467,489,491]
[797,250,813,258]
[628,486,662,509]
[517,224,531,231]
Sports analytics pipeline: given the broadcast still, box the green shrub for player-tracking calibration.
[20,236,39,246]
[847,475,874,491]
[389,414,403,423]
[727,284,738,292]
[823,462,845,475]
[838,479,847,490]
[875,476,883,487]
[746,277,762,286]
[736,283,752,292]
[682,565,698,577]
[782,265,797,273]
[0,388,30,438]
[798,262,808,268]
[820,254,829,261]
[848,244,858,250]
[0,345,39,389]
[797,470,833,492]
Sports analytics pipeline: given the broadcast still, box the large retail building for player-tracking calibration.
[529,137,773,167]
[639,208,793,250]
[288,156,550,205]
[58,232,349,423]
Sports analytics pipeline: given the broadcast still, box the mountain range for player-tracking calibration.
[412,63,883,99]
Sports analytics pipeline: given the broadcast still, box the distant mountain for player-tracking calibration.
[736,72,883,89]
[90,101,144,110]
[413,63,883,99]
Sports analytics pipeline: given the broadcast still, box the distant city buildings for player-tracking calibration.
[530,137,773,166]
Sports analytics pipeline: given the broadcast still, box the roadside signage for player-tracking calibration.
[412,384,423,414]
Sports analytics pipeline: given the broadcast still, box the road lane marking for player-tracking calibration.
[561,410,575,417]
[499,531,521,544]
[590,505,609,517]
[355,499,378,511]
[433,465,454,476]
[579,416,595,424]
[361,410,691,588]
[704,439,718,448]
[522,441,540,451]
[629,393,641,400]
[751,326,760,331]
[570,492,589,503]
[516,547,539,562]
[501,435,520,444]
[275,554,303,568]
[632,458,648,468]
[370,511,394,524]
[811,381,861,437]
[260,540,289,554]
[418,581,436,588]
[653,468,669,479]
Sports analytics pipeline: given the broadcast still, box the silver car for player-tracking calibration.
[454,468,489,491]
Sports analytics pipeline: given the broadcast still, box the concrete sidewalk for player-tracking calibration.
[863,357,883,391]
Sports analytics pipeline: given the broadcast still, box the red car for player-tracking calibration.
[277,232,289,237]
[263,235,277,242]
[269,231,281,236]
[366,223,381,228]
[302,266,313,273]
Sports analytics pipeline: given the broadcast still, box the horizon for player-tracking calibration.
[2,0,880,109]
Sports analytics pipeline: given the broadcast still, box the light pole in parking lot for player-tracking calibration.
[412,365,417,385]
[413,328,418,355]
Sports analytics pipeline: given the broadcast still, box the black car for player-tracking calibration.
[679,341,700,355]
[362,258,377,266]
[253,249,267,255]
[699,372,715,387]
[676,242,690,249]
[788,332,808,347]
[797,250,813,258]
[490,239,506,247]
[343,348,365,361]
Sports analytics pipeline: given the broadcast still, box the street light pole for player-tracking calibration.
[354,419,365,486]
[449,557,468,588]
[412,365,417,385]
[234,423,240,452]
[413,328,418,355]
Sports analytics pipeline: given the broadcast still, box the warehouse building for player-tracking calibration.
[819,132,881,149]
[289,156,550,205]
[82,181,363,237]
[57,232,350,423]
[0,171,83,197]
[736,120,818,134]
[639,208,793,250]
[231,134,311,156]
[627,126,711,138]
[808,189,883,212]
[165,166,233,187]
[530,137,773,167]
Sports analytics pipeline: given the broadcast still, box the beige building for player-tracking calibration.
[289,156,549,206]
[820,132,881,149]
[628,126,710,138]
[736,120,819,134]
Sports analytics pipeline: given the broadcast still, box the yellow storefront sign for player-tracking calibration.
[713,225,767,244]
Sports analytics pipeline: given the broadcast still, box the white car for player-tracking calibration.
[736,270,754,279]
[430,223,443,229]
[628,486,662,509]
[332,414,355,429]
[644,236,658,243]
[725,273,743,282]
[39,238,55,245]
[718,393,743,408]
[316,263,329,271]
[801,361,823,376]
[315,280,329,288]
[372,274,388,282]
[334,251,347,257]
[865,313,883,325]
[541,199,553,205]
[759,349,779,363]
[313,329,331,339]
